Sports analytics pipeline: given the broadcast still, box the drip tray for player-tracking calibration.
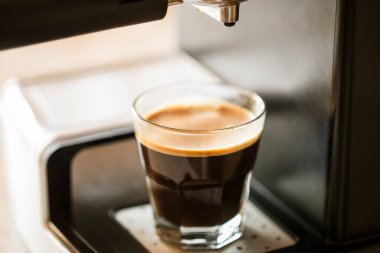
[114,202,297,253]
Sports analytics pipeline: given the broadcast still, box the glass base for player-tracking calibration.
[156,214,244,250]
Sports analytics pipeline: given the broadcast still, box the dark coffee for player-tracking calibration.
[136,102,261,227]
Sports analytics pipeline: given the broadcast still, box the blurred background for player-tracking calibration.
[0,9,178,252]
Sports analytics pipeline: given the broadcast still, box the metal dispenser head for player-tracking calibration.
[169,0,245,26]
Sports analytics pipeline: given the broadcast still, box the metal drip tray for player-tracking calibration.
[115,202,297,253]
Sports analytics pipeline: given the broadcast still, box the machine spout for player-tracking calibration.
[193,3,240,26]
[168,0,183,5]
[169,0,244,26]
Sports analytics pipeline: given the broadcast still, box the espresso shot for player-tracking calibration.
[138,102,261,227]
[132,84,266,249]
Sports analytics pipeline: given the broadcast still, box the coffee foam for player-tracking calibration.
[135,101,263,157]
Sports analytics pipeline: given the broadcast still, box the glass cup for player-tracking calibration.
[132,83,266,250]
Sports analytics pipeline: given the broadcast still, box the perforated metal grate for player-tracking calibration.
[115,202,297,253]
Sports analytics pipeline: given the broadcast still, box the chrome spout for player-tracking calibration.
[192,3,240,26]
[168,0,183,6]
[168,0,245,26]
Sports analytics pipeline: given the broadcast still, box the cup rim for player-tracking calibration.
[132,83,266,134]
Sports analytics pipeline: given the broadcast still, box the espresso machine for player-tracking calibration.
[1,0,380,252]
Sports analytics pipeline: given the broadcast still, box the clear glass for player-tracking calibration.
[132,83,266,250]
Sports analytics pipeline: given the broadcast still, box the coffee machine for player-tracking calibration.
[0,0,244,49]
[1,0,380,252]
[179,0,380,250]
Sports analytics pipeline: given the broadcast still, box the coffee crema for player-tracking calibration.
[146,102,252,131]
[136,101,261,157]
[136,101,261,227]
